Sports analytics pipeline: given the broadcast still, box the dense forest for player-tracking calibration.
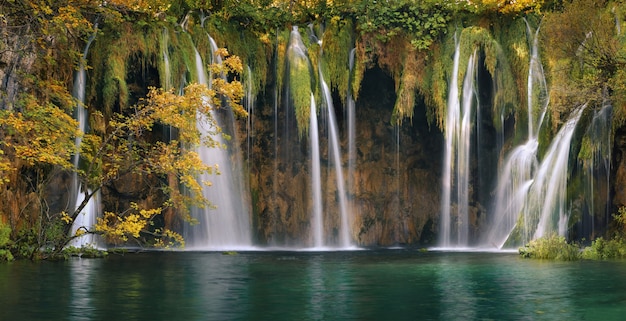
[1,0,626,260]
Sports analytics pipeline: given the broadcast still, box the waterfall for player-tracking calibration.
[68,25,101,249]
[440,41,478,248]
[185,43,252,250]
[579,101,613,239]
[484,21,587,248]
[532,106,585,239]
[68,191,101,248]
[161,28,172,91]
[320,75,352,247]
[310,93,324,247]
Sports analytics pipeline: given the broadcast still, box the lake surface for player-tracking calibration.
[1,249,625,320]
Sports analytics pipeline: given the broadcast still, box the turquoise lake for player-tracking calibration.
[1,250,625,320]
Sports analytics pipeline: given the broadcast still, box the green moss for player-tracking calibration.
[392,49,420,124]
[288,47,313,137]
[275,29,291,101]
[89,22,163,116]
[321,17,354,104]
[457,26,518,131]
[307,40,321,103]
[417,28,455,130]
[204,18,270,98]
[169,30,198,89]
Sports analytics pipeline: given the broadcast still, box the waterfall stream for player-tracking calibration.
[68,25,101,249]
[440,40,478,248]
[185,41,252,250]
[320,75,352,248]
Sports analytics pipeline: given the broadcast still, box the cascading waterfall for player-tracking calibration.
[288,26,327,247]
[579,101,613,238]
[310,93,324,247]
[439,40,479,248]
[484,21,550,248]
[532,106,585,239]
[439,38,460,248]
[320,74,352,247]
[485,21,586,248]
[185,44,252,250]
[68,26,101,248]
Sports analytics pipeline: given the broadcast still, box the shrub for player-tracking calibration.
[519,234,580,261]
[581,237,626,260]
[0,222,13,262]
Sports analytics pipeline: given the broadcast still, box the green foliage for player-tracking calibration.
[321,17,354,104]
[519,234,580,260]
[0,222,13,261]
[356,0,450,50]
[579,206,626,260]
[89,21,164,116]
[542,0,626,127]
[205,18,270,100]
[392,48,421,124]
[287,35,314,137]
[11,227,39,260]
[416,32,455,129]
[581,237,626,260]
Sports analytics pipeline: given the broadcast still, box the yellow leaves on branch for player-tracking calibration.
[95,203,184,247]
[105,0,171,15]
[0,96,79,174]
[95,203,162,243]
[0,152,11,186]
[478,0,544,14]
[60,212,73,224]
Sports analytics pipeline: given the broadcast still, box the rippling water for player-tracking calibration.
[1,250,625,320]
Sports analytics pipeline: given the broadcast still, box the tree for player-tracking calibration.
[0,0,245,258]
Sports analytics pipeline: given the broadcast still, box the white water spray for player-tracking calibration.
[310,93,324,247]
[186,44,252,250]
[320,75,351,247]
[68,25,101,249]
[440,40,478,248]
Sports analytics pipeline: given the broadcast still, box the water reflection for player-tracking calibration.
[1,251,626,320]
[435,255,477,320]
[69,259,98,321]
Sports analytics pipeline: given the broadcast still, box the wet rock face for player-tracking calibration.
[349,67,443,246]
[247,67,444,247]
[0,24,36,111]
[613,127,626,207]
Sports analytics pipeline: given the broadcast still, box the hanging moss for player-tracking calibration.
[275,29,291,100]
[308,47,322,107]
[88,21,162,116]
[494,18,529,125]
[352,43,366,101]
[321,17,354,104]
[458,26,518,131]
[164,28,197,90]
[392,46,422,124]
[204,17,271,98]
[417,28,456,130]
[288,43,313,137]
